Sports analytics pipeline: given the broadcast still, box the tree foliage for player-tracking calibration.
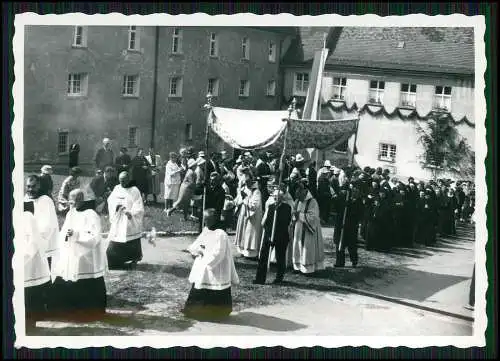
[417,113,474,180]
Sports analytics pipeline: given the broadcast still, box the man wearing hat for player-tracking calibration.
[115,147,132,174]
[39,165,54,199]
[316,160,332,224]
[94,138,115,171]
[288,153,306,200]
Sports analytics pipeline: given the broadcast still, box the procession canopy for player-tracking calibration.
[208,107,358,151]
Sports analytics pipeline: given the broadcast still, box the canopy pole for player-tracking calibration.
[201,92,213,230]
[267,97,296,271]
[339,112,360,252]
[350,113,360,167]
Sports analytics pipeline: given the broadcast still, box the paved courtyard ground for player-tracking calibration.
[32,224,475,336]
[22,173,475,337]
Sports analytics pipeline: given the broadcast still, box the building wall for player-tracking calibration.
[153,27,285,157]
[282,66,476,181]
[24,26,289,171]
[283,67,475,123]
[24,25,156,169]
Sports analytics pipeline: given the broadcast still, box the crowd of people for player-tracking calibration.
[23,136,476,325]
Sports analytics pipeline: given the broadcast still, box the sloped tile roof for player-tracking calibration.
[283,27,475,75]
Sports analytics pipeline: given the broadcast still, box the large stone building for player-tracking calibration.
[24,26,295,170]
[281,27,475,181]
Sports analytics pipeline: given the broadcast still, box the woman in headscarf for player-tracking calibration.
[130,147,150,203]
[164,152,183,210]
[166,158,198,220]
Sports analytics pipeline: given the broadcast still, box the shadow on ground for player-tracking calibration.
[213,311,307,332]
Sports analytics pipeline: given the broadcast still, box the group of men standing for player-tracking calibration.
[22,167,146,329]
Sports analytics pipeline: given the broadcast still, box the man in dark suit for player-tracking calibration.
[115,147,132,174]
[253,187,292,285]
[69,143,80,169]
[334,182,364,267]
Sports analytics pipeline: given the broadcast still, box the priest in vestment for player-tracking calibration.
[234,174,263,259]
[291,180,325,275]
[24,175,59,269]
[183,209,239,321]
[50,189,107,320]
[106,171,145,269]
[22,209,51,329]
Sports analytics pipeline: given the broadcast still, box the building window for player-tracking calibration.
[266,80,276,96]
[72,26,87,47]
[172,28,183,54]
[67,73,88,96]
[128,26,140,51]
[268,42,276,63]
[128,127,138,148]
[169,77,183,97]
[57,130,69,154]
[332,77,347,100]
[294,72,309,96]
[241,37,250,60]
[378,143,397,162]
[122,75,139,97]
[433,86,452,111]
[239,80,250,97]
[185,124,193,141]
[400,83,417,108]
[209,32,218,57]
[369,80,385,104]
[207,78,219,96]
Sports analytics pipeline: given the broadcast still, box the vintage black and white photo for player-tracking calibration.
[12,13,487,349]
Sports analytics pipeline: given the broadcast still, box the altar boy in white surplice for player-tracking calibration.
[106,171,144,269]
[50,189,107,320]
[22,208,51,329]
[183,209,239,321]
[24,175,59,269]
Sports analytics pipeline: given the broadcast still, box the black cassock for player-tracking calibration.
[365,197,392,251]
[415,198,436,245]
[255,160,272,207]
[334,193,363,267]
[438,195,458,236]
[254,202,292,284]
[392,192,411,247]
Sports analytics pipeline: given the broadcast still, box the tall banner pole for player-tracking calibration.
[201,93,213,230]
[267,97,296,271]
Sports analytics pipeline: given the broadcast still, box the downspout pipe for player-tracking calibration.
[150,26,160,149]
